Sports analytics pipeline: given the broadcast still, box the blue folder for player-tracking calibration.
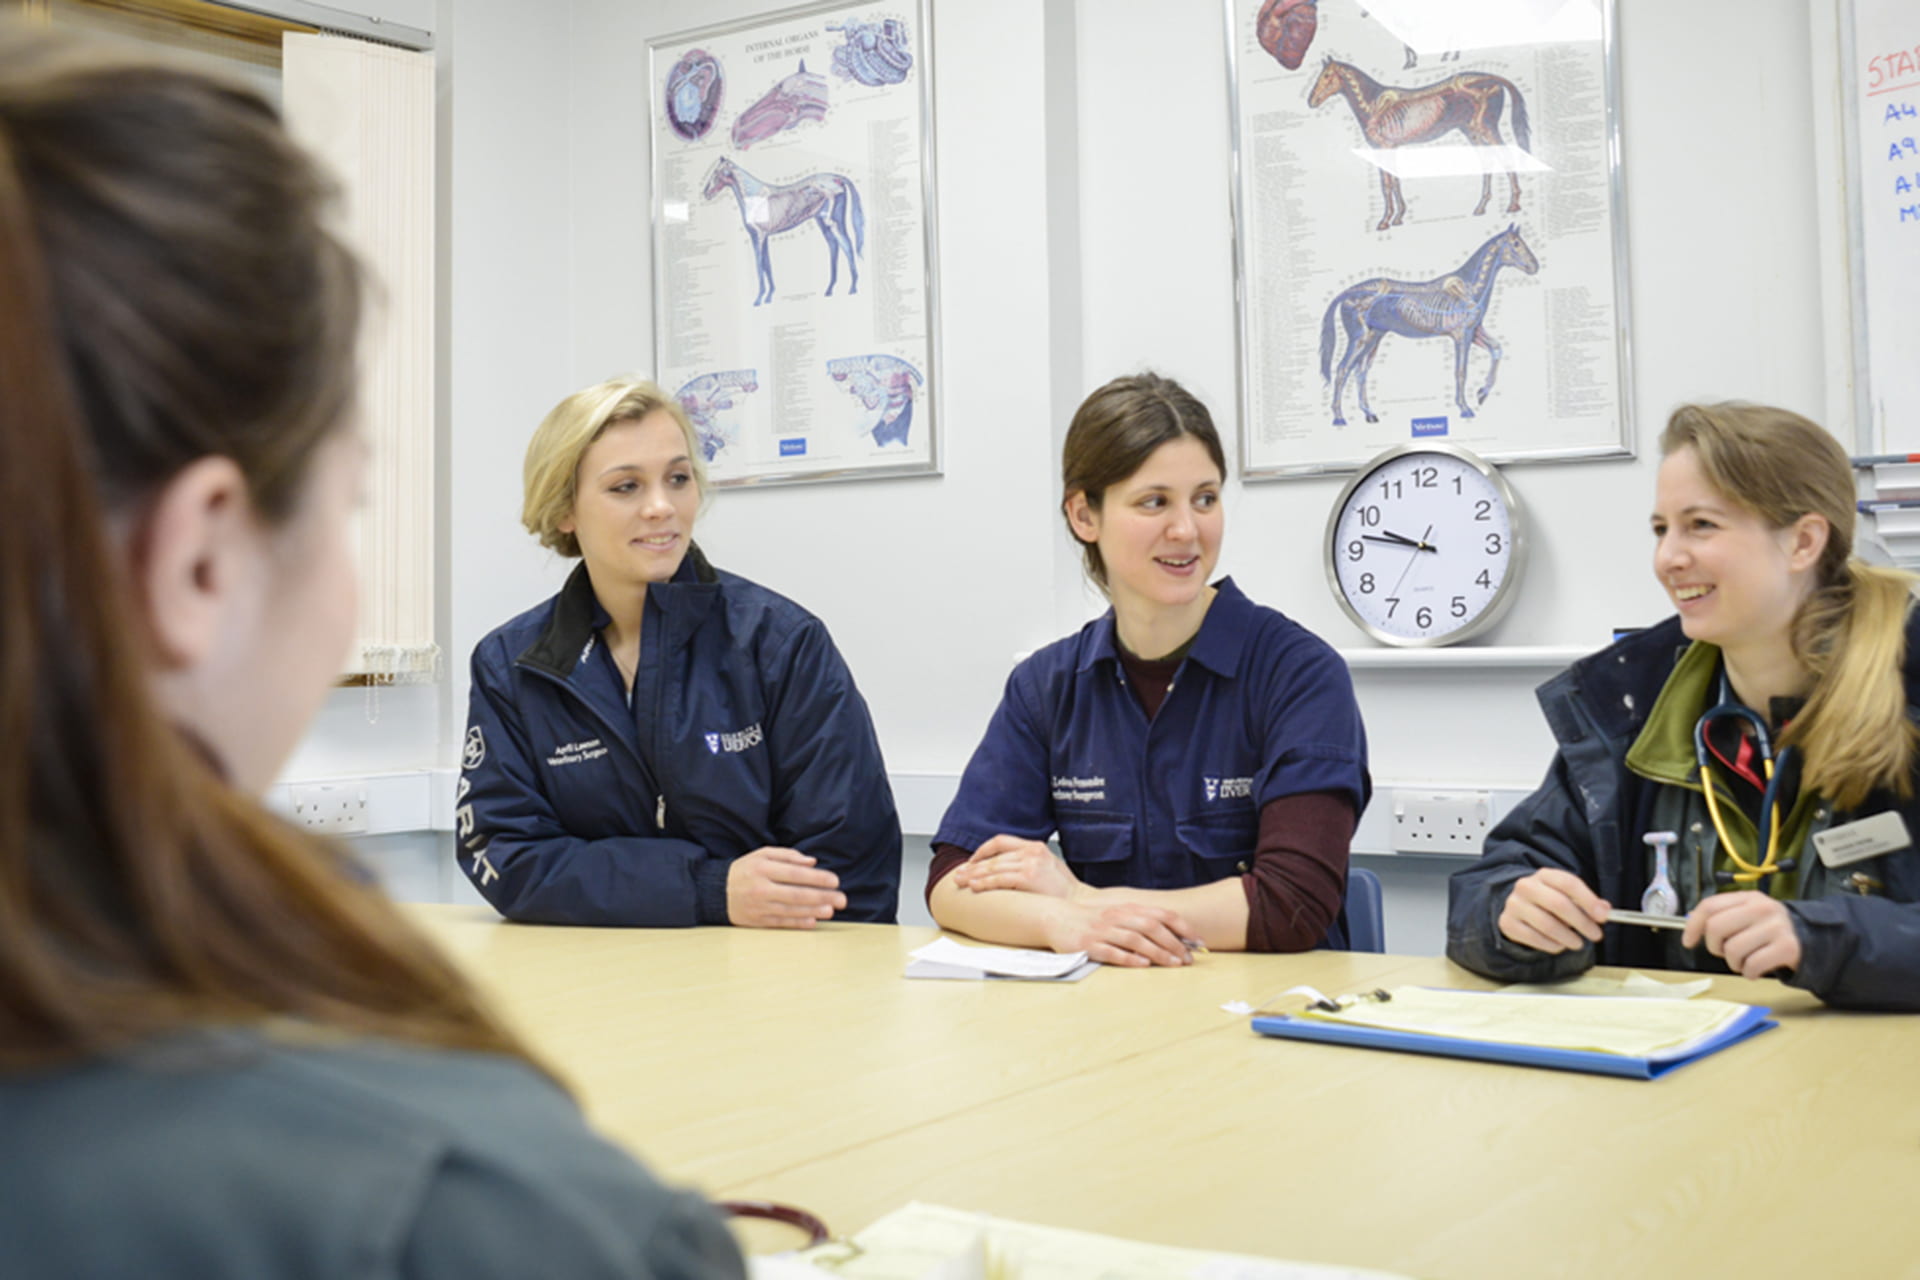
[1250,1003,1776,1080]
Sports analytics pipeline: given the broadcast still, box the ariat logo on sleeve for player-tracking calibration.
[462,725,486,770]
[706,723,764,754]
[1204,776,1253,802]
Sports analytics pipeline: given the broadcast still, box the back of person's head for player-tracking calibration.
[522,375,707,557]
[1061,373,1226,589]
[1661,402,1917,807]
[0,25,525,1067]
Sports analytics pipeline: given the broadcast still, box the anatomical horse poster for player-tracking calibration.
[1229,0,1631,476]
[651,0,937,486]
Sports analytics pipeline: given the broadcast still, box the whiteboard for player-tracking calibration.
[1845,0,1920,452]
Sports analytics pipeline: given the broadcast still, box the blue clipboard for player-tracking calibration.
[1250,1003,1777,1079]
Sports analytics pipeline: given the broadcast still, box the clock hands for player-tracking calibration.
[1361,530,1438,553]
[1388,524,1435,598]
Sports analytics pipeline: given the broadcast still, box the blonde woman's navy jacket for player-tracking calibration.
[1447,614,1920,1010]
[458,547,901,925]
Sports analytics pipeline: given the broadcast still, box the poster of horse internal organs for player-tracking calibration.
[650,0,937,486]
[1229,0,1631,476]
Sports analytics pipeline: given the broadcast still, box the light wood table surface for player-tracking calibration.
[411,906,1920,1278]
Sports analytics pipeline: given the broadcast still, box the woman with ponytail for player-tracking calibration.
[0,26,739,1277]
[1449,403,1920,1009]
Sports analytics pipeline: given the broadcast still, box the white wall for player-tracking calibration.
[290,0,1836,952]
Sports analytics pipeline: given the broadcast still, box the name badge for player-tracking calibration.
[1812,811,1912,868]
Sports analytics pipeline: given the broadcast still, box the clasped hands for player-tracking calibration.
[950,834,1197,968]
[1498,867,1803,981]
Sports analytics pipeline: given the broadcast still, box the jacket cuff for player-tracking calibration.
[1781,899,1849,996]
[695,858,732,926]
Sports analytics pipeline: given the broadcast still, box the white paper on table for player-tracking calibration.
[787,1201,1410,1279]
[1499,970,1716,1000]
[904,936,1096,981]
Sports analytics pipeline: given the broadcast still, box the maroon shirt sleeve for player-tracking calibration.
[1243,790,1355,953]
[926,843,972,903]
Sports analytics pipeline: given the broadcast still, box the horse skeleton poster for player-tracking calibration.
[1229,0,1631,476]
[651,0,937,486]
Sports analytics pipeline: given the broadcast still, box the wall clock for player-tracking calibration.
[1325,443,1526,647]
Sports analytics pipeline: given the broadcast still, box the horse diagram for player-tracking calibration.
[1318,223,1538,425]
[674,370,759,462]
[732,60,829,149]
[702,157,864,306]
[1308,57,1532,231]
[828,354,923,448]
[664,49,723,141]
[828,17,913,85]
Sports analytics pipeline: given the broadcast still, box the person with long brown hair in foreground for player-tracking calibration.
[0,26,740,1277]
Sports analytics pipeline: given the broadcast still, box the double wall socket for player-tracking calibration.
[1392,790,1492,855]
[289,781,370,835]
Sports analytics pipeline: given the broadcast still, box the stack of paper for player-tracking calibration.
[1252,986,1775,1078]
[904,937,1097,982]
[757,1201,1407,1279]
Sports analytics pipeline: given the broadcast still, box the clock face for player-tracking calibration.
[1325,444,1525,647]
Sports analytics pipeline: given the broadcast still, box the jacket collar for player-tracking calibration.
[517,543,720,678]
[1544,601,1920,748]
[1077,577,1255,679]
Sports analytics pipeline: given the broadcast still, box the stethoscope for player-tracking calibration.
[1691,676,1798,891]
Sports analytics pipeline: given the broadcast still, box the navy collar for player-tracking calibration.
[1079,577,1255,680]
[519,543,719,677]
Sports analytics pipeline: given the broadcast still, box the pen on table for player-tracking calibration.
[1178,936,1209,955]
[1851,453,1920,467]
[1857,498,1920,513]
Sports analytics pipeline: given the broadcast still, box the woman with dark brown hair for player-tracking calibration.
[928,373,1371,965]
[0,27,739,1276]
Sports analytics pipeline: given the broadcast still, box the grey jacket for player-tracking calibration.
[0,1030,744,1279]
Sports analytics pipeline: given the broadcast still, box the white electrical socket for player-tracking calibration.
[289,781,370,835]
[1392,789,1492,855]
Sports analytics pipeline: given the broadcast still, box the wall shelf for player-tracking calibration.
[1337,645,1595,671]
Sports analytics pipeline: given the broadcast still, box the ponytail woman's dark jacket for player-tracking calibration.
[458,547,901,926]
[1447,614,1920,1010]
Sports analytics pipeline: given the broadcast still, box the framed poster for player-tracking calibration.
[1227,0,1632,477]
[650,0,938,487]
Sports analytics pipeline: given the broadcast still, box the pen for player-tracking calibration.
[1852,453,1920,467]
[1178,936,1209,955]
[1606,908,1687,931]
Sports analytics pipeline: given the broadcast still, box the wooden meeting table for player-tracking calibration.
[409,906,1920,1278]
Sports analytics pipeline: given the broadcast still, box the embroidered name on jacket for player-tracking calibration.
[1204,776,1253,802]
[706,723,765,754]
[546,738,608,767]
[1052,775,1107,803]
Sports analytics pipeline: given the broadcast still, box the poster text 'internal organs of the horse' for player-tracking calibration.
[1230,0,1632,475]
[651,0,937,486]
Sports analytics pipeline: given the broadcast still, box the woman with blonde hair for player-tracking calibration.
[1449,402,1920,1008]
[0,26,739,1276]
[459,377,901,927]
